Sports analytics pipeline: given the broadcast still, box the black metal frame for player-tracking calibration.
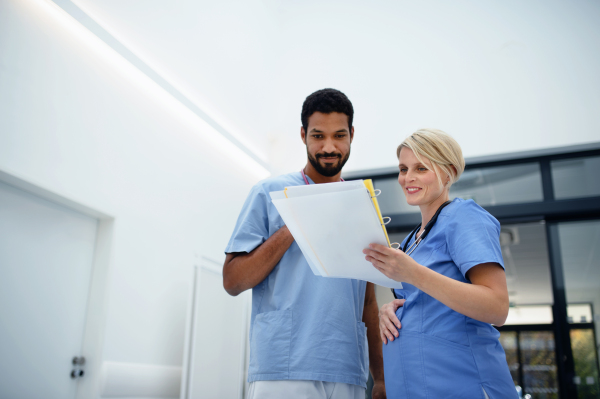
[495,320,598,398]
[494,325,555,396]
[346,143,600,399]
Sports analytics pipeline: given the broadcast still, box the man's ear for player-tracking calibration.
[301,127,307,145]
[350,126,354,143]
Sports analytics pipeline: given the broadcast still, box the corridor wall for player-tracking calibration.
[0,0,265,397]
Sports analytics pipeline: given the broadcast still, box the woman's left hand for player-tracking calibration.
[363,244,420,283]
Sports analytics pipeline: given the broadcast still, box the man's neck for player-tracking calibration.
[303,163,342,184]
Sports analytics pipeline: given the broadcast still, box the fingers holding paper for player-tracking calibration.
[363,244,419,283]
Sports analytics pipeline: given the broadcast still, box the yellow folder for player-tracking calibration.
[363,179,392,247]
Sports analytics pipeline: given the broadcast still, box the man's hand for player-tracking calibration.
[371,379,386,399]
[223,225,294,296]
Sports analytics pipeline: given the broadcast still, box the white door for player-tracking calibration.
[0,180,97,399]
[184,262,249,399]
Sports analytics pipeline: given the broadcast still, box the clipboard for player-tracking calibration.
[270,179,403,289]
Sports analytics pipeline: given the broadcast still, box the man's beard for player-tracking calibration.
[307,149,350,177]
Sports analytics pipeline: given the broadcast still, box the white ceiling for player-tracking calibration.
[70,0,600,174]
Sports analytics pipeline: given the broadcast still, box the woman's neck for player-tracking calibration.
[418,193,450,233]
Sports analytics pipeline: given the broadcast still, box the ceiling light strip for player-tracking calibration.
[49,0,270,177]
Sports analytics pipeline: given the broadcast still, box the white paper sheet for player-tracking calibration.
[271,181,403,289]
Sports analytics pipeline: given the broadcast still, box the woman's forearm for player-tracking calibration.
[364,244,509,325]
[409,262,509,325]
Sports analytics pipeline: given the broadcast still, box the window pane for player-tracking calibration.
[570,329,600,398]
[505,305,553,325]
[558,220,600,323]
[552,156,600,200]
[558,220,600,399]
[450,163,544,206]
[501,223,554,313]
[373,177,416,215]
[520,331,559,399]
[499,331,520,387]
[568,304,593,324]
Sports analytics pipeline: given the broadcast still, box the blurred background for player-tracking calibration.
[0,0,599,398]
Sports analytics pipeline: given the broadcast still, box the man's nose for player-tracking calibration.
[322,138,337,154]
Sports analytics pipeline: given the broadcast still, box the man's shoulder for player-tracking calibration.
[253,171,304,193]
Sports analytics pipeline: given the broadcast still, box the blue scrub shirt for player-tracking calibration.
[225,172,369,387]
[383,199,518,399]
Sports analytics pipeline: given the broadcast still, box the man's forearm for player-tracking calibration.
[363,283,385,383]
[223,226,295,296]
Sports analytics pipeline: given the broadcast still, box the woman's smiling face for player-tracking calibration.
[398,146,447,207]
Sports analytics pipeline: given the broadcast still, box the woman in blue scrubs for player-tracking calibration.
[363,129,518,399]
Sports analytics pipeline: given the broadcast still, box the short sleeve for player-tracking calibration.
[224,184,270,254]
[445,200,504,278]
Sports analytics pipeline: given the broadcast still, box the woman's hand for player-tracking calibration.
[363,244,420,284]
[379,299,406,344]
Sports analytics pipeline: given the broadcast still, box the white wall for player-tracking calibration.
[0,0,262,397]
[62,0,600,174]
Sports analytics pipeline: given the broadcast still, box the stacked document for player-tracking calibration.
[270,180,403,289]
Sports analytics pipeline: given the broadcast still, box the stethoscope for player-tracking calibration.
[392,199,452,299]
[300,168,344,185]
[402,200,453,256]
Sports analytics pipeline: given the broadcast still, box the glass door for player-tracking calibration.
[499,329,559,399]
[497,221,559,398]
[557,220,600,399]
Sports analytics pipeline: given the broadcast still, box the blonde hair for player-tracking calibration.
[396,128,465,188]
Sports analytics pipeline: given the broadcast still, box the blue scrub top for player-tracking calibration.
[225,172,369,387]
[383,198,518,399]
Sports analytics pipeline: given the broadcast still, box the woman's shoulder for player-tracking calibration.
[444,198,499,227]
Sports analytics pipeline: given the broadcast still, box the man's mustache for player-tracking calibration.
[316,152,342,160]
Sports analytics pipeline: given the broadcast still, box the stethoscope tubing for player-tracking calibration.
[401,200,453,256]
[392,200,452,299]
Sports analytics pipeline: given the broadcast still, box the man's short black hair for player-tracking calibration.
[301,88,354,132]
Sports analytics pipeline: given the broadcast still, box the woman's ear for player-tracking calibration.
[447,165,458,185]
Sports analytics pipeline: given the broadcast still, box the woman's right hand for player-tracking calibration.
[379,299,406,344]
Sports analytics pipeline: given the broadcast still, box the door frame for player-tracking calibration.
[0,167,114,399]
[180,257,250,399]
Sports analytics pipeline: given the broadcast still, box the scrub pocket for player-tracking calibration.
[356,321,369,381]
[249,309,292,376]
[421,334,482,398]
[383,331,484,399]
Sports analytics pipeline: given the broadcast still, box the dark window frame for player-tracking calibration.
[345,143,600,399]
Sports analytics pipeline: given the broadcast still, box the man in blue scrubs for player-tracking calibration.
[223,88,385,399]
